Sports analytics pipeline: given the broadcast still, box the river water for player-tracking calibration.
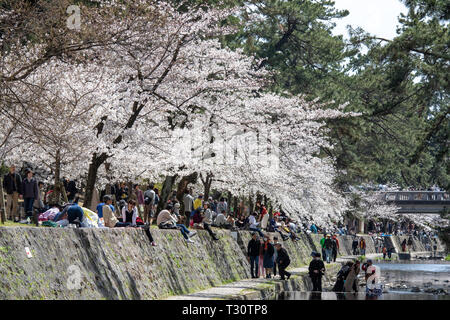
[277,260,450,300]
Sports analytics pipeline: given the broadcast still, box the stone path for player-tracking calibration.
[165,266,312,300]
[165,251,440,300]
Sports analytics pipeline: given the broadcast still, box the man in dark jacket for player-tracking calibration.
[22,169,39,218]
[66,180,78,202]
[308,252,325,291]
[275,243,291,280]
[324,234,333,263]
[247,233,261,278]
[352,236,359,255]
[3,165,22,221]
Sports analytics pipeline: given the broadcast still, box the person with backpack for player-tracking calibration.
[143,184,155,224]
[323,234,333,264]
[308,252,325,291]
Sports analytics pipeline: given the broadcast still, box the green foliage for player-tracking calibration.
[215,0,449,190]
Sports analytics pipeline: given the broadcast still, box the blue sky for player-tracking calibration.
[331,0,408,39]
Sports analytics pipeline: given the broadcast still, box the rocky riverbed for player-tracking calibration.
[374,260,450,296]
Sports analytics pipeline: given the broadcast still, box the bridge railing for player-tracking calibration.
[384,191,450,202]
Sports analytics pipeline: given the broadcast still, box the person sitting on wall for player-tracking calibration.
[102,195,130,228]
[192,208,204,229]
[248,211,264,238]
[157,203,197,244]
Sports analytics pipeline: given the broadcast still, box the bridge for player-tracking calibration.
[382,191,449,214]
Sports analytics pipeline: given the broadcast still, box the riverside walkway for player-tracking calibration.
[165,253,392,300]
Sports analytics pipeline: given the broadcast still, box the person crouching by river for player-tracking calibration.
[275,243,291,280]
[308,252,325,291]
[344,260,360,292]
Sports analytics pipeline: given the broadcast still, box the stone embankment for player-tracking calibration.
[0,226,445,299]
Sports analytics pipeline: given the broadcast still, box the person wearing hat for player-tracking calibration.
[247,232,261,278]
[364,259,377,284]
[275,243,291,280]
[308,252,325,291]
[323,234,333,264]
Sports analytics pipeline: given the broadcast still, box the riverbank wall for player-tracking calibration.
[0,227,444,299]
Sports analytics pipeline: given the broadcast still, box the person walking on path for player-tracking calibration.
[247,233,261,279]
[407,236,414,253]
[263,236,275,278]
[275,243,291,280]
[331,234,339,262]
[272,236,279,277]
[22,169,39,219]
[344,260,360,292]
[324,234,333,264]
[3,165,22,222]
[401,238,407,252]
[320,233,327,261]
[352,236,359,255]
[359,237,366,256]
[308,252,325,291]
[258,237,265,278]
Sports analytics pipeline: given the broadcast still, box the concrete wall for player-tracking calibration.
[0,227,444,300]
[0,227,250,300]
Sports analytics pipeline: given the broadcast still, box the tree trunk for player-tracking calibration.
[249,194,254,214]
[176,172,198,202]
[84,153,107,209]
[227,190,232,214]
[233,196,238,216]
[53,149,61,204]
[158,174,178,213]
[200,172,213,201]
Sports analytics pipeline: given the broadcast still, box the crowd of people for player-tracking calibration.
[2,165,443,295]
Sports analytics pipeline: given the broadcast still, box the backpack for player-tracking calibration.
[324,238,332,249]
